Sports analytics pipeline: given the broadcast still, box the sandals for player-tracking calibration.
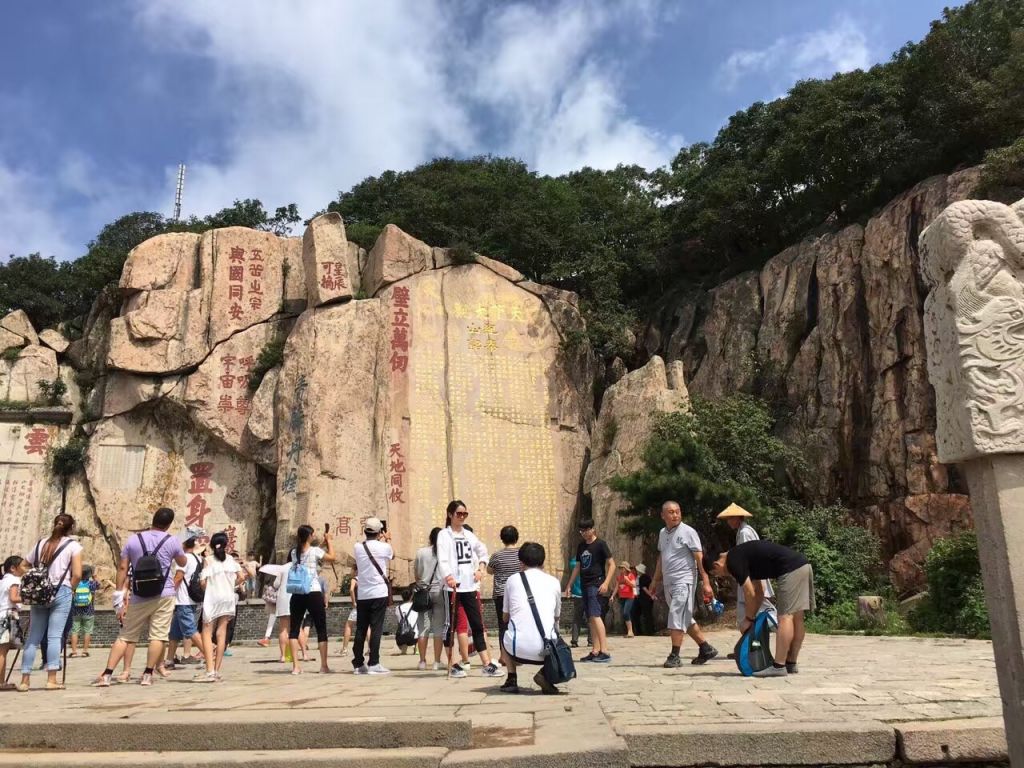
[16,683,29,693]
[45,682,65,691]
[116,671,132,683]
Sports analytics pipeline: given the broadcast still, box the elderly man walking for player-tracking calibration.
[651,501,718,668]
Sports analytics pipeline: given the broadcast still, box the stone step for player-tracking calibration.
[0,713,470,753]
[0,747,448,768]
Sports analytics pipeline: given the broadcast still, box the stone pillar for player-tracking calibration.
[919,198,1024,766]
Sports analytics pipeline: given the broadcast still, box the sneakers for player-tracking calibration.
[193,671,217,683]
[462,659,472,670]
[663,654,683,669]
[449,664,468,678]
[353,665,369,675]
[417,660,427,671]
[593,652,611,663]
[432,662,442,671]
[223,649,234,657]
[570,641,579,648]
[139,673,153,686]
[785,661,799,674]
[691,645,719,665]
[500,677,519,694]
[367,664,391,675]
[533,670,561,695]
[579,652,597,662]
[753,665,788,678]
[257,638,270,647]
[481,663,504,677]
[91,674,112,688]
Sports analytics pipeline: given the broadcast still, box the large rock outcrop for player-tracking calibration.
[642,168,982,591]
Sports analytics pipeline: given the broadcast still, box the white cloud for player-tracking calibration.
[718,17,871,91]
[0,162,74,259]
[131,0,676,223]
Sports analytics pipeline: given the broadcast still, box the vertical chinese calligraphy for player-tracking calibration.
[226,246,265,322]
[319,262,348,292]
[388,442,406,505]
[216,354,254,414]
[186,461,214,530]
[281,374,308,495]
[390,286,411,374]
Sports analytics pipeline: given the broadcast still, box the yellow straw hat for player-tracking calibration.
[717,503,753,519]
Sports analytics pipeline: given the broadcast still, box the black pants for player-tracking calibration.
[444,591,487,652]
[353,597,387,668]
[493,596,508,654]
[289,592,328,642]
[635,599,654,635]
[570,597,587,645]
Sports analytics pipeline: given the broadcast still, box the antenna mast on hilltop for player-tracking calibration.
[173,164,186,221]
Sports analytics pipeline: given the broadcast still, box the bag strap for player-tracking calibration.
[137,532,149,556]
[150,534,171,558]
[51,539,74,590]
[520,572,549,640]
[362,542,387,579]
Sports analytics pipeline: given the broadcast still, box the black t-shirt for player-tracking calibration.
[726,540,808,584]
[576,539,612,587]
[637,573,653,604]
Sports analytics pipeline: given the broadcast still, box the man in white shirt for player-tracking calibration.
[165,535,204,669]
[652,501,719,669]
[717,504,777,634]
[436,500,502,678]
[501,542,564,695]
[351,517,393,675]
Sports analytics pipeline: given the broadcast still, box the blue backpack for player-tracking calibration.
[285,549,313,595]
[73,580,93,608]
[733,610,778,676]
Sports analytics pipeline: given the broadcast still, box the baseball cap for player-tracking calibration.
[363,517,384,533]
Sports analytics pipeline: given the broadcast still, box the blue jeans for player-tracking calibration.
[22,585,72,673]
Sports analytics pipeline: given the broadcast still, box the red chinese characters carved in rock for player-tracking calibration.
[389,287,411,374]
[320,262,348,291]
[387,442,406,504]
[24,427,50,456]
[335,516,352,536]
[186,461,215,529]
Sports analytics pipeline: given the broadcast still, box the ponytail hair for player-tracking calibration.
[296,524,314,550]
[52,513,75,538]
[445,500,465,528]
[2,555,24,575]
[211,532,228,562]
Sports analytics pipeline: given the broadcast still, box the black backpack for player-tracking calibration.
[186,553,205,603]
[131,533,172,598]
[395,605,416,647]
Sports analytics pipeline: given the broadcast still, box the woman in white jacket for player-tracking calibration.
[436,500,502,679]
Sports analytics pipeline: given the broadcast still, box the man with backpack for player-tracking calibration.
[165,535,204,669]
[93,508,187,688]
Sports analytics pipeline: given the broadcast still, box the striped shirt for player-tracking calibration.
[488,547,521,597]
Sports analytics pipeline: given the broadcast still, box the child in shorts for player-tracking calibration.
[0,556,27,690]
[69,566,100,657]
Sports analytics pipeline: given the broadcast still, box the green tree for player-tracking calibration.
[0,254,73,331]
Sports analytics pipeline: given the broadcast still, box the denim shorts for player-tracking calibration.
[582,585,609,619]
[169,604,199,641]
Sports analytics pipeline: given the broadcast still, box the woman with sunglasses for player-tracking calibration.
[436,500,503,679]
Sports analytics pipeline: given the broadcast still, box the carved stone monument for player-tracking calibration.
[919,197,1024,766]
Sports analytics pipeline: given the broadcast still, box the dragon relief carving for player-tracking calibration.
[920,198,1024,462]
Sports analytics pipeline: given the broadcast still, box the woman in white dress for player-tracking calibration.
[195,532,244,682]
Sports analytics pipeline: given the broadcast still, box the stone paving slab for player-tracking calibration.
[0,748,449,768]
[896,717,1009,764]
[0,631,1005,766]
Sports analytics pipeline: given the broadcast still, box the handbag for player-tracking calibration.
[285,549,314,595]
[411,563,437,612]
[361,542,393,606]
[520,572,576,685]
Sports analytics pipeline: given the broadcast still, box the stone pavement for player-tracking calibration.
[0,631,1007,767]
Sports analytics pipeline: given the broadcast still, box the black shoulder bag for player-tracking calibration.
[412,562,437,612]
[362,542,393,606]
[520,572,576,685]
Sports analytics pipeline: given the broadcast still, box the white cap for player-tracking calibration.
[363,517,384,533]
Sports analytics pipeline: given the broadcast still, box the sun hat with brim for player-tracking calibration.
[635,564,647,575]
[717,503,753,519]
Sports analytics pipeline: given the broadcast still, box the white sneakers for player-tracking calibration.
[481,663,504,677]
[449,664,468,678]
[417,660,427,670]
[367,664,391,675]
[432,662,443,671]
[353,665,369,675]
[753,665,788,678]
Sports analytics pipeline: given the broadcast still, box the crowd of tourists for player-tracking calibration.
[0,498,814,694]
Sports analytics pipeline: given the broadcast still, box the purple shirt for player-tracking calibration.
[120,530,185,600]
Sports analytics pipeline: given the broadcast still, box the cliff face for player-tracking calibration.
[641,168,983,592]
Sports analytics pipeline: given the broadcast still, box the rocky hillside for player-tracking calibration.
[639,168,983,591]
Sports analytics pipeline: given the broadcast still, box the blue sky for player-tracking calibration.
[1,0,953,261]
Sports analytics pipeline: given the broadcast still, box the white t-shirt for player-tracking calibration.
[437,527,488,593]
[0,574,20,613]
[290,546,326,593]
[173,553,202,606]
[353,540,393,600]
[201,556,242,621]
[27,537,82,589]
[395,601,421,640]
[502,569,562,662]
[658,523,702,586]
